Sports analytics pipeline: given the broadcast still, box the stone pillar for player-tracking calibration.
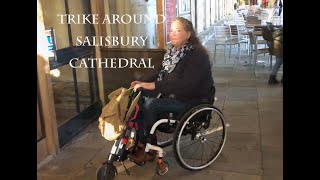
[224,0,226,18]
[131,0,147,48]
[218,0,220,20]
[145,0,157,48]
[196,0,205,33]
[92,0,106,105]
[211,0,215,24]
[123,0,134,48]
[117,0,157,49]
[205,0,210,28]
[116,0,126,48]
[37,0,59,157]
[216,0,219,21]
[106,0,119,46]
[103,0,112,39]
[191,0,196,28]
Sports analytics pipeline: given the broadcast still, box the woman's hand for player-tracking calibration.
[130,81,142,88]
[133,82,155,91]
[133,83,142,92]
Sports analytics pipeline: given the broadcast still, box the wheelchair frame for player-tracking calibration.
[97,90,226,180]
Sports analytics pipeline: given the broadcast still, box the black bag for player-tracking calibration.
[262,26,274,41]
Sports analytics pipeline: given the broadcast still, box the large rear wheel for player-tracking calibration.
[173,105,226,171]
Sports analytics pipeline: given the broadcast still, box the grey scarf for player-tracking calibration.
[157,43,193,81]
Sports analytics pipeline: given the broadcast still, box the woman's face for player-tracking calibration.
[169,20,191,49]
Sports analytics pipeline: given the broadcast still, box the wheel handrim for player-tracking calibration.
[176,107,227,170]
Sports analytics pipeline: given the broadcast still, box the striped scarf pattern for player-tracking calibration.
[157,43,193,81]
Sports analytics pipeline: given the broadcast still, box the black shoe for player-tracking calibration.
[268,75,279,85]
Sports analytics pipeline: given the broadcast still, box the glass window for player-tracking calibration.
[41,0,94,49]
[102,0,160,49]
[41,0,98,127]
[41,0,70,50]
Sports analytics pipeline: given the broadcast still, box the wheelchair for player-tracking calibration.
[97,88,227,180]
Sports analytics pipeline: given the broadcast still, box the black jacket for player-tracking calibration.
[141,48,214,103]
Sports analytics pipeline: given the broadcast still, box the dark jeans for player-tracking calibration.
[136,90,190,144]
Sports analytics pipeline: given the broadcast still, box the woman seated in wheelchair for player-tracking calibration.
[128,17,215,165]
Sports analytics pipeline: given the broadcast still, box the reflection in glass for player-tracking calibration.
[51,65,78,127]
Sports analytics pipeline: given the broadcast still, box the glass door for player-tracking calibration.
[51,52,100,146]
[41,0,101,147]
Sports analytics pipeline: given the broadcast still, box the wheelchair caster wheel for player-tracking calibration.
[96,163,117,180]
[156,160,169,175]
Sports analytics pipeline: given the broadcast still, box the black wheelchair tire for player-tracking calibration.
[96,163,117,180]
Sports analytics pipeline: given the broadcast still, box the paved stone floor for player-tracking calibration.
[37,27,283,180]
